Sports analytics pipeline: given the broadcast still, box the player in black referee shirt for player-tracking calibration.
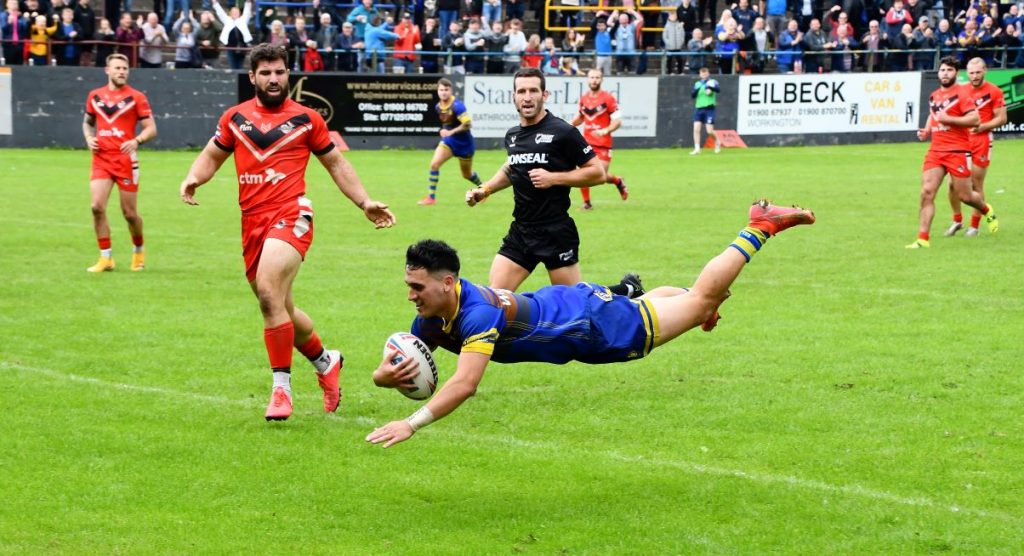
[465,67,643,298]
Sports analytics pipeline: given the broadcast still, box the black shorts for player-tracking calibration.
[497,218,580,272]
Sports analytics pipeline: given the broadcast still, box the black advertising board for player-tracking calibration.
[239,74,441,135]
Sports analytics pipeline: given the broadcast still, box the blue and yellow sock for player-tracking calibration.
[729,227,769,263]
[427,170,439,200]
[468,171,482,186]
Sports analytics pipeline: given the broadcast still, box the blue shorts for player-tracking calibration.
[441,134,475,159]
[694,107,716,124]
[542,283,657,364]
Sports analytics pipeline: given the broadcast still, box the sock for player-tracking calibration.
[608,281,638,298]
[264,321,294,378]
[427,170,439,199]
[131,235,143,253]
[581,187,591,203]
[272,370,292,396]
[952,213,963,224]
[468,171,482,186]
[98,237,111,258]
[296,333,334,373]
[729,227,769,263]
[981,204,991,215]
[609,175,622,187]
[918,231,930,241]
[970,214,981,229]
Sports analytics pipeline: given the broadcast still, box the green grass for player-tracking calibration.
[1,142,1022,553]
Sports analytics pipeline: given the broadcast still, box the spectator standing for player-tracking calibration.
[334,20,361,71]
[885,0,913,34]
[483,18,506,73]
[481,0,501,25]
[73,0,95,63]
[677,0,698,40]
[1002,5,1021,32]
[163,0,187,31]
[436,0,459,39]
[686,27,713,71]
[976,16,1000,65]
[393,12,421,73]
[213,0,253,70]
[172,10,198,68]
[312,12,339,70]
[94,16,115,66]
[904,0,926,24]
[462,0,483,21]
[860,19,887,71]
[744,16,773,72]
[521,31,541,67]
[591,15,613,75]
[27,14,56,65]
[732,0,758,33]
[830,23,858,70]
[698,0,717,29]
[911,15,936,69]
[195,10,221,67]
[419,16,440,72]
[561,26,584,61]
[763,0,786,39]
[506,0,525,21]
[777,18,803,72]
[889,22,914,70]
[801,17,828,72]
[53,6,82,65]
[540,35,559,74]
[611,10,640,74]
[716,16,743,73]
[115,13,144,64]
[827,8,854,39]
[364,14,398,73]
[502,17,525,71]
[663,10,686,73]
[289,16,314,70]
[462,16,486,72]
[1,0,29,65]
[441,19,466,71]
[934,18,955,57]
[139,12,169,68]
[347,0,379,42]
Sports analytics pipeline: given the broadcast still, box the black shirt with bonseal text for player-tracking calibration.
[503,111,596,224]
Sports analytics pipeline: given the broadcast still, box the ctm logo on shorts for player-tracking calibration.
[558,249,574,261]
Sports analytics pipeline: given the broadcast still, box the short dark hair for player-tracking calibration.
[406,240,460,277]
[437,77,453,88]
[939,55,960,70]
[248,43,289,73]
[513,67,545,92]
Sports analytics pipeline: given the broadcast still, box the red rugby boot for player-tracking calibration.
[317,349,342,413]
[264,387,293,421]
[748,199,815,236]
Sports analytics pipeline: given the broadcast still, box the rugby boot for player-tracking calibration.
[620,272,645,299]
[964,227,979,238]
[317,350,342,413]
[86,256,115,273]
[616,178,629,201]
[943,221,963,237]
[905,238,930,249]
[131,251,145,271]
[264,387,293,421]
[417,196,436,206]
[984,204,998,233]
[748,199,816,236]
[579,201,593,211]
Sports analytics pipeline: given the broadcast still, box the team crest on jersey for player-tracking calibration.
[508,135,517,148]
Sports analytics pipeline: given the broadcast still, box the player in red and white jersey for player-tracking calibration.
[82,53,157,272]
[908,56,996,249]
[179,44,395,422]
[944,57,1006,238]
[569,69,629,211]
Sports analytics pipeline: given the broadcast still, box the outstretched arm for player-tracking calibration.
[180,139,231,205]
[366,351,490,448]
[316,148,396,228]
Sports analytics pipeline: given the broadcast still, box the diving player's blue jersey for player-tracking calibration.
[411,278,659,365]
[437,98,475,158]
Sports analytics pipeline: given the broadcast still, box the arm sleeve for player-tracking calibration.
[308,111,335,156]
[213,109,236,151]
[136,93,153,119]
[457,306,504,356]
[454,100,471,124]
[85,93,95,116]
[565,126,597,167]
[993,88,1006,109]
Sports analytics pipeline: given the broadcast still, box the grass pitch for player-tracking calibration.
[1,142,1022,553]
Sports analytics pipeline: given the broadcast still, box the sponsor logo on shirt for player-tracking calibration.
[508,152,549,165]
[98,127,125,138]
[535,133,554,144]
[239,167,287,186]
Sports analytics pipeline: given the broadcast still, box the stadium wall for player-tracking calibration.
[1,67,1020,150]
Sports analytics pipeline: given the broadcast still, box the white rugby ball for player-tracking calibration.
[383,332,439,400]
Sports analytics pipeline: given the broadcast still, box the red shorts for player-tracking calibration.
[592,145,612,163]
[91,152,139,192]
[241,197,314,282]
[922,151,970,179]
[969,132,992,168]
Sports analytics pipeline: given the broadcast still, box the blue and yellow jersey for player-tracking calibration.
[411,278,659,365]
[436,98,473,135]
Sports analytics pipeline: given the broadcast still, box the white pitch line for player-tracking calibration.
[4,360,1018,523]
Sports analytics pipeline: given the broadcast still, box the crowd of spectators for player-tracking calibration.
[1,0,1022,73]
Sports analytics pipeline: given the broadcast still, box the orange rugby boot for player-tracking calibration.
[264,387,293,421]
[417,196,437,206]
[317,349,342,413]
[748,199,815,236]
[86,256,115,273]
[131,251,145,271]
[616,178,629,201]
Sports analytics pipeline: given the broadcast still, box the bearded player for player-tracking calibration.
[944,57,1006,238]
[179,44,396,421]
[908,56,997,249]
[83,53,158,272]
[569,69,629,211]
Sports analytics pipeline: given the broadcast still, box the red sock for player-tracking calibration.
[980,204,990,215]
[581,187,591,203]
[131,235,143,247]
[970,214,982,229]
[918,231,930,241]
[609,175,622,187]
[296,333,324,360]
[98,237,111,250]
[264,322,295,370]
[952,213,962,223]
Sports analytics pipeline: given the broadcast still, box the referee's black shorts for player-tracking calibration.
[497,218,580,272]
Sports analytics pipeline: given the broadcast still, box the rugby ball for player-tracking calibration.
[383,332,439,400]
